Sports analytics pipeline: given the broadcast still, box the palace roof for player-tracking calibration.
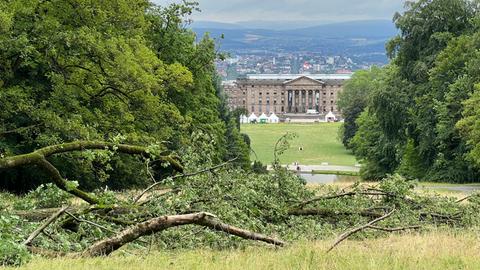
[243,74,352,80]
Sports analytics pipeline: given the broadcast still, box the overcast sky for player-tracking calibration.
[152,0,406,23]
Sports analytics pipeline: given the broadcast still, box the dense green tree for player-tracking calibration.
[458,85,480,166]
[351,0,480,181]
[337,67,382,148]
[0,0,249,192]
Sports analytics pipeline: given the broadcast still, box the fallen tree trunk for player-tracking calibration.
[82,212,285,257]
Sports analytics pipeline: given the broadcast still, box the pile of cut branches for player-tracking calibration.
[1,140,480,267]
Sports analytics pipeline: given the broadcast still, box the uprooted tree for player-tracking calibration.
[2,137,480,266]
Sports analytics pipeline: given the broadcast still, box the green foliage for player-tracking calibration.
[0,0,248,192]
[397,140,426,180]
[0,215,31,266]
[251,161,268,174]
[458,85,480,166]
[13,183,72,210]
[337,67,382,147]
[350,111,399,180]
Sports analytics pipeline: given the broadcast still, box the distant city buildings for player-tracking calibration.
[216,52,374,81]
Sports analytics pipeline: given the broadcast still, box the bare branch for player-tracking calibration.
[134,157,237,203]
[297,191,389,208]
[65,211,117,234]
[288,208,385,219]
[327,209,395,253]
[0,124,39,137]
[23,206,69,246]
[366,225,421,232]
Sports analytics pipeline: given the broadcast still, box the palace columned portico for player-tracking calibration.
[287,89,322,113]
[284,76,328,114]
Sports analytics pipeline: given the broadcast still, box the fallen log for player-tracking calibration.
[82,212,285,257]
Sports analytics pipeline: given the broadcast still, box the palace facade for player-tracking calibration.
[223,74,351,119]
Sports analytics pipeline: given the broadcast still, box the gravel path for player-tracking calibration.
[267,164,360,173]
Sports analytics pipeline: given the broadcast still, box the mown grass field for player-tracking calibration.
[241,123,357,166]
[10,232,480,270]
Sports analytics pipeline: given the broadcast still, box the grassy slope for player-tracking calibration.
[13,232,480,270]
[241,123,357,166]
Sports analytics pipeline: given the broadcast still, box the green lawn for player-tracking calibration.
[241,123,357,166]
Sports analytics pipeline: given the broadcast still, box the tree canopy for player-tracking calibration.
[0,0,250,192]
[339,0,480,182]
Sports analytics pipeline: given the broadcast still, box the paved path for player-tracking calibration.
[267,164,360,173]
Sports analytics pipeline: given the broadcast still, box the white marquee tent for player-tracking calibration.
[258,113,269,123]
[325,111,336,122]
[268,113,280,123]
[248,113,258,123]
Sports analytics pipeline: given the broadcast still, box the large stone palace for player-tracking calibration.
[223,74,352,120]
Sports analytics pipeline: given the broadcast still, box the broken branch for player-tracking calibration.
[327,209,395,253]
[134,157,237,203]
[23,206,69,246]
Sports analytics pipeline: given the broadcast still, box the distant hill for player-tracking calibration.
[191,20,397,38]
[285,20,397,38]
[190,21,245,30]
[234,20,332,30]
[191,20,397,58]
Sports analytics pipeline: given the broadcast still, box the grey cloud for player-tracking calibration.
[152,0,406,22]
